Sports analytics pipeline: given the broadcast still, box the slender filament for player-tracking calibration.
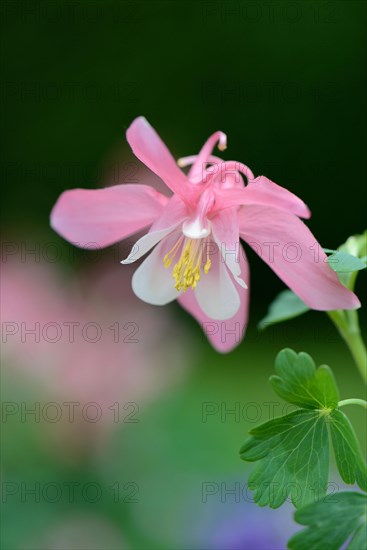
[163,236,211,291]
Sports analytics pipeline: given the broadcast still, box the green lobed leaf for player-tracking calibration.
[270,348,339,410]
[240,349,367,510]
[323,249,367,273]
[240,409,329,509]
[337,230,367,260]
[348,521,367,549]
[325,231,367,287]
[329,410,367,492]
[258,290,309,329]
[288,492,367,550]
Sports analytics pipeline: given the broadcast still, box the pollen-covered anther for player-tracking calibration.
[163,237,211,292]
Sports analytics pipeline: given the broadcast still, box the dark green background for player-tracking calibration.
[2,0,367,307]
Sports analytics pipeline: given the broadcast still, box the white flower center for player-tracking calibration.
[182,217,211,239]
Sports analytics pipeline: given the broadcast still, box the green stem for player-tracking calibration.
[338,398,367,409]
[327,310,367,384]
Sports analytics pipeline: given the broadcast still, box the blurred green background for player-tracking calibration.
[1,1,366,549]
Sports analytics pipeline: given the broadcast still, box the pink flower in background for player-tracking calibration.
[2,255,189,456]
[51,117,360,352]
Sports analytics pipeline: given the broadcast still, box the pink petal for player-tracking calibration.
[126,117,198,205]
[239,205,360,310]
[131,233,182,305]
[178,244,250,353]
[211,208,248,288]
[150,195,189,232]
[215,175,311,219]
[50,184,167,248]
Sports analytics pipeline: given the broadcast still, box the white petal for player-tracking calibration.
[211,211,248,289]
[131,238,181,305]
[222,252,248,289]
[121,223,179,264]
[195,244,240,320]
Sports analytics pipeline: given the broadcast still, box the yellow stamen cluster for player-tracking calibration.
[163,237,211,292]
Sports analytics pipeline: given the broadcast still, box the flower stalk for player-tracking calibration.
[327,309,367,384]
[338,398,367,409]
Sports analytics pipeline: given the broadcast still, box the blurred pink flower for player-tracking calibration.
[1,254,189,456]
[50,117,359,352]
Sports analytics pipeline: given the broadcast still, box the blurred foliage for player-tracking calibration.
[2,316,367,548]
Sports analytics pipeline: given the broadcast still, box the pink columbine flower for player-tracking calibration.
[51,116,360,352]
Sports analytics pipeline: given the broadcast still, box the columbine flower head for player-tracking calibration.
[51,116,360,352]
